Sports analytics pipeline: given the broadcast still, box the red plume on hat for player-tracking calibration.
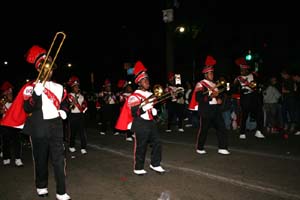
[235,57,250,69]
[68,76,80,87]
[202,55,216,74]
[205,55,216,66]
[103,79,111,87]
[0,81,13,95]
[117,79,127,88]
[25,45,47,70]
[133,61,148,84]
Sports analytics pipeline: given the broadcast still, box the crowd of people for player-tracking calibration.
[1,42,300,199]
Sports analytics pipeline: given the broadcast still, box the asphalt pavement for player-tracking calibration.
[1,120,300,200]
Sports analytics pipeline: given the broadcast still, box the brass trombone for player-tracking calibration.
[139,84,184,108]
[35,31,66,85]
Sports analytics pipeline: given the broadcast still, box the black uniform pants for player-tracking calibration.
[197,105,228,150]
[30,118,67,195]
[69,113,87,149]
[1,126,22,160]
[166,102,184,129]
[133,118,162,170]
[240,92,264,134]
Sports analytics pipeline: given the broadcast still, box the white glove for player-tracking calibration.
[34,83,44,96]
[152,108,157,116]
[58,110,67,120]
[142,102,153,112]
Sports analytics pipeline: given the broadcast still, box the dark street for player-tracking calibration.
[1,120,300,200]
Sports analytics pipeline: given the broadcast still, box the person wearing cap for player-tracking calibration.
[20,45,71,200]
[233,57,265,139]
[67,76,88,155]
[0,81,24,167]
[115,79,135,141]
[116,60,166,175]
[96,79,120,135]
[164,72,185,133]
[191,55,230,155]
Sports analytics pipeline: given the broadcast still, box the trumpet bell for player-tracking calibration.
[153,84,164,97]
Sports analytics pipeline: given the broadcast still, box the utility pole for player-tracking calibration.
[162,0,175,75]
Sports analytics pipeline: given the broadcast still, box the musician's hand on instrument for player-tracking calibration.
[34,83,44,96]
[58,109,67,120]
[142,102,154,111]
[210,90,219,98]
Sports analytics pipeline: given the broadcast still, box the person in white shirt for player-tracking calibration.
[22,45,71,200]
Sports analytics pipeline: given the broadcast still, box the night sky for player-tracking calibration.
[0,1,297,91]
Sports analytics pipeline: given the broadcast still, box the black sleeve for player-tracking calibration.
[196,90,210,103]
[60,97,70,113]
[23,94,42,114]
[131,105,146,118]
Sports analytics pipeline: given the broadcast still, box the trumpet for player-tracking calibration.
[0,96,7,105]
[36,32,66,85]
[203,80,227,95]
[139,84,184,108]
[248,81,257,89]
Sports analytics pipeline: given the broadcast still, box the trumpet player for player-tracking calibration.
[233,57,265,139]
[191,55,230,155]
[164,72,185,133]
[21,45,71,200]
[67,76,88,155]
[0,81,24,167]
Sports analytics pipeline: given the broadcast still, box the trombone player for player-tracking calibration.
[115,60,166,175]
[21,43,71,200]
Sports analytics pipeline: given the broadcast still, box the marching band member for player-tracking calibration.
[96,79,119,135]
[67,76,88,155]
[116,79,134,141]
[115,60,166,175]
[190,55,230,155]
[0,81,24,166]
[233,57,265,139]
[21,45,71,200]
[164,72,185,132]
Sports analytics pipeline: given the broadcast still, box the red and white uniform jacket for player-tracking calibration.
[68,92,88,113]
[115,89,156,130]
[27,81,67,119]
[165,85,185,104]
[0,82,33,128]
[188,79,219,111]
[235,73,257,94]
[1,102,12,117]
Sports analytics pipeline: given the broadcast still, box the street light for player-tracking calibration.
[176,26,185,33]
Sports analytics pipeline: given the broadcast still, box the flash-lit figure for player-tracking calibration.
[233,57,265,140]
[189,56,230,155]
[116,61,166,175]
[22,45,71,200]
